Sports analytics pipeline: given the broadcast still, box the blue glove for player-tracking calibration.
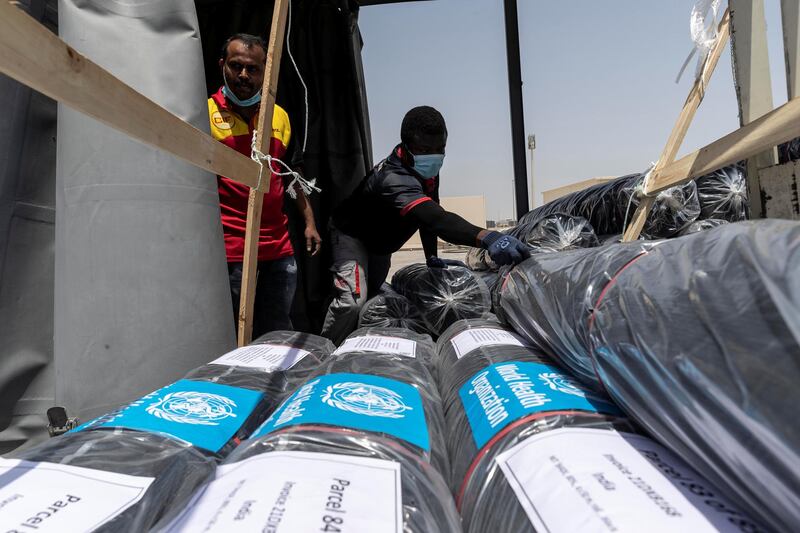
[427,256,467,269]
[481,231,531,266]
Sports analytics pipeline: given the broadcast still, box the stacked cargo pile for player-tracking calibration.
[2,288,790,530]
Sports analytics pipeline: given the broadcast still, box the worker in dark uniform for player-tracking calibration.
[321,105,530,343]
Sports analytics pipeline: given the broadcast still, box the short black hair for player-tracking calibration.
[401,106,447,146]
[220,33,268,61]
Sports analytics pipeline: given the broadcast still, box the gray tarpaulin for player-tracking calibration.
[0,0,58,454]
[55,0,235,422]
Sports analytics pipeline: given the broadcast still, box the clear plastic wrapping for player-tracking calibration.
[511,213,600,253]
[357,287,429,334]
[223,427,462,532]
[694,165,749,221]
[11,430,214,532]
[499,220,800,532]
[464,246,496,272]
[391,264,492,337]
[435,318,632,532]
[679,218,729,236]
[619,178,701,237]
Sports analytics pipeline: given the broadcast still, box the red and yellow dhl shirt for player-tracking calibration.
[208,87,293,262]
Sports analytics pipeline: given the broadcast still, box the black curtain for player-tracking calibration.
[195,0,373,333]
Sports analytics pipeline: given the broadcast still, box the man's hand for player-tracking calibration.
[427,256,467,269]
[481,231,531,266]
[305,225,322,256]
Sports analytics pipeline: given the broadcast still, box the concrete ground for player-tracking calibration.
[387,247,470,278]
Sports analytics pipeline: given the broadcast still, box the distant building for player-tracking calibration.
[541,176,616,204]
[486,220,496,228]
[498,218,516,228]
[402,195,486,250]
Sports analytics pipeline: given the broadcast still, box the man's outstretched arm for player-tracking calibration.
[407,201,530,265]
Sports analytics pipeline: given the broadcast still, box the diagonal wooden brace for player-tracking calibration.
[623,9,731,241]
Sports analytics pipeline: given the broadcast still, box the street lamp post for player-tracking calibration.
[528,134,536,209]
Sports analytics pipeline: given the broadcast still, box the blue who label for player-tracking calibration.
[252,373,430,451]
[459,361,622,449]
[76,379,263,453]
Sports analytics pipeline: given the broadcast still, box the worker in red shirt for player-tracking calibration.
[209,33,321,336]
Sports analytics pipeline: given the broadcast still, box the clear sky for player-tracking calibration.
[358,0,789,221]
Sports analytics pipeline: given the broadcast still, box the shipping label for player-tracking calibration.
[0,459,153,533]
[209,344,311,371]
[497,428,761,533]
[449,327,526,358]
[165,451,402,533]
[333,336,417,358]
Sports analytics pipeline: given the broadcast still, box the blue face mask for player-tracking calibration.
[410,152,445,178]
[222,71,262,108]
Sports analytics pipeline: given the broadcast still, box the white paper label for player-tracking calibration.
[167,451,403,533]
[449,328,525,358]
[209,344,311,371]
[497,428,759,533]
[0,459,154,533]
[333,336,417,358]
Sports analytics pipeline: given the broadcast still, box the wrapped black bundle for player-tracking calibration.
[7,431,214,532]
[437,318,762,533]
[236,328,450,478]
[357,288,428,334]
[679,218,729,236]
[165,428,461,533]
[500,220,800,531]
[510,213,600,253]
[0,334,334,531]
[695,165,749,221]
[392,264,492,337]
[517,174,639,235]
[619,178,701,237]
[778,136,800,163]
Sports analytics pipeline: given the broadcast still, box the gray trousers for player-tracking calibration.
[321,226,391,345]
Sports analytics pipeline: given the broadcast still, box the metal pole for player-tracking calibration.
[503,0,529,220]
[528,133,536,208]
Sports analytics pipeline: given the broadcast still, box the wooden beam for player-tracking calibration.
[643,96,800,195]
[237,0,290,346]
[782,0,800,99]
[622,9,731,241]
[0,1,261,188]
